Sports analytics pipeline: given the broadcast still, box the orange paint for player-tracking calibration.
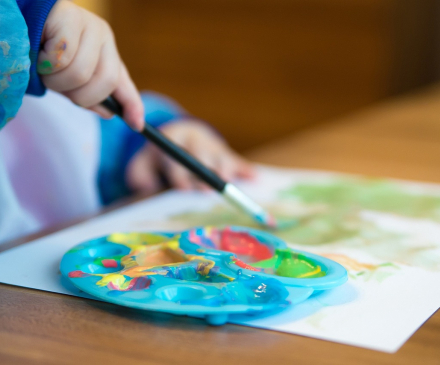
[54,38,67,68]
[232,258,262,272]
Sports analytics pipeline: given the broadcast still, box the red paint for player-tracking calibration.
[220,228,273,262]
[68,270,90,278]
[102,259,118,268]
[232,258,261,272]
[107,282,119,290]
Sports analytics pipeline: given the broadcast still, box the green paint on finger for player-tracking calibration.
[37,60,53,74]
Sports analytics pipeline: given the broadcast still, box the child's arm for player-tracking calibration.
[98,92,188,205]
[0,0,35,128]
[1,0,144,131]
[127,120,254,195]
[98,92,254,205]
[15,0,58,96]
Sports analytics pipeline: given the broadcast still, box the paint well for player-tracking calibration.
[252,249,325,278]
[188,227,273,263]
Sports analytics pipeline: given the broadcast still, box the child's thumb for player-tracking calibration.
[126,147,162,195]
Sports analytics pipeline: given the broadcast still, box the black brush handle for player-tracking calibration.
[101,96,227,192]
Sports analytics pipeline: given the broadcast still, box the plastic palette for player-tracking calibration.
[60,226,347,325]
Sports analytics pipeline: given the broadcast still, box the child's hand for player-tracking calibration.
[38,0,144,131]
[126,120,255,194]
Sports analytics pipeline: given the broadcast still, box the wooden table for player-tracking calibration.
[2,86,440,365]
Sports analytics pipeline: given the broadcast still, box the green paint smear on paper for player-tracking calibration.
[172,205,288,231]
[281,179,440,221]
[350,262,400,283]
[37,60,53,75]
[274,179,440,248]
[170,178,440,273]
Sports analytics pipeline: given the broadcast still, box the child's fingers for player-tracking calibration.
[62,41,120,108]
[236,158,256,179]
[217,155,235,182]
[189,146,217,190]
[126,146,161,195]
[37,2,82,75]
[88,105,114,120]
[111,63,145,131]
[192,179,211,191]
[160,126,204,190]
[41,25,102,92]
[230,153,256,179]
[37,35,79,76]
[162,158,193,190]
[205,144,255,182]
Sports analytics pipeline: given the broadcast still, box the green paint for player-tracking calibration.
[276,250,324,278]
[281,179,440,220]
[107,232,173,246]
[253,249,325,278]
[170,178,440,274]
[172,206,290,230]
[37,60,53,74]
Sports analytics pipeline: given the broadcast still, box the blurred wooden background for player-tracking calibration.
[77,0,440,151]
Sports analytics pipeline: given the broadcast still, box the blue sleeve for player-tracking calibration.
[16,0,58,96]
[98,92,189,205]
[0,0,56,129]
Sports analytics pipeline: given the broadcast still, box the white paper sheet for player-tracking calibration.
[1,165,440,353]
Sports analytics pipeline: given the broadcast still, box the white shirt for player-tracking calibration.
[0,91,101,244]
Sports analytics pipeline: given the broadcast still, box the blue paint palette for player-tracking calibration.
[60,226,347,325]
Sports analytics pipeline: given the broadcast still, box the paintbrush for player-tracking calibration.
[101,96,281,229]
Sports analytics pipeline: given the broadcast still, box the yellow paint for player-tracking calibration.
[321,253,377,272]
[88,232,236,290]
[296,265,322,278]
